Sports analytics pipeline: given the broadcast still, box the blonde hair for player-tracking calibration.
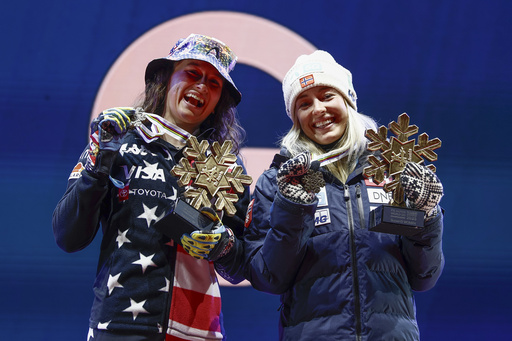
[281,98,377,183]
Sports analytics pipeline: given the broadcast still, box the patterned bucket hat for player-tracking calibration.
[145,33,241,105]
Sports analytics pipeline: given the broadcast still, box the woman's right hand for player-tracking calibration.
[276,152,322,204]
[91,107,135,152]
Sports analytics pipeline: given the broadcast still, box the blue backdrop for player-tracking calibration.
[1,1,511,340]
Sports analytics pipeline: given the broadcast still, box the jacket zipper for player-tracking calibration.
[356,185,365,229]
[344,185,362,341]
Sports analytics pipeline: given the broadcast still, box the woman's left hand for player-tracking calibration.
[181,207,234,261]
[400,162,444,219]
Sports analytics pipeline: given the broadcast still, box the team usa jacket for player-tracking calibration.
[244,150,445,341]
[52,127,249,340]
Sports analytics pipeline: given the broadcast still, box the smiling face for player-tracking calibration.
[294,86,349,145]
[163,59,224,133]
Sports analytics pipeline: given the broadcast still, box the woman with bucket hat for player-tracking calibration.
[243,50,445,340]
[53,34,249,341]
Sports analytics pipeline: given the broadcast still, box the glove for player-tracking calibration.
[90,107,134,151]
[181,207,235,261]
[400,162,444,219]
[276,152,324,204]
[86,107,135,177]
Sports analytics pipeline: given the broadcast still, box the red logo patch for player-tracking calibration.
[118,185,130,202]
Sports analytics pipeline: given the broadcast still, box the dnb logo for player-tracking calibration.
[365,179,393,211]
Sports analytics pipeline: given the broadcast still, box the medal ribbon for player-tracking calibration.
[134,113,191,145]
[108,113,192,190]
[312,146,353,166]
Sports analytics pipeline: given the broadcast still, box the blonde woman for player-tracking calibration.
[244,50,445,341]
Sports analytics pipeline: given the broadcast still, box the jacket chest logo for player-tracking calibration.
[314,187,330,226]
[365,179,392,210]
[123,162,167,182]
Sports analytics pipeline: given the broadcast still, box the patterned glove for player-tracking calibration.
[86,107,134,177]
[90,107,134,151]
[181,207,235,261]
[277,152,324,204]
[400,162,444,219]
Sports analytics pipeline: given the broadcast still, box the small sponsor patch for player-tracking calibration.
[314,208,331,226]
[118,184,130,202]
[69,162,84,180]
[316,186,328,207]
[365,179,393,210]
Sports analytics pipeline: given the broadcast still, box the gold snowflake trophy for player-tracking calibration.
[363,113,441,236]
[154,136,252,244]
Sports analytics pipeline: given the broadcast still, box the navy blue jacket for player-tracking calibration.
[52,130,248,335]
[244,151,444,341]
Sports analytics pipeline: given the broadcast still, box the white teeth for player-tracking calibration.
[314,119,332,128]
[189,94,204,104]
[185,93,204,107]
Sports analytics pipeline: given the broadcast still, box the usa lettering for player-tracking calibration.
[119,143,155,157]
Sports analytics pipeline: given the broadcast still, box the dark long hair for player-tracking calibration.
[136,62,246,154]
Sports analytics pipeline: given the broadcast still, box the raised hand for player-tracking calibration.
[277,152,323,204]
[91,107,135,151]
[400,162,444,219]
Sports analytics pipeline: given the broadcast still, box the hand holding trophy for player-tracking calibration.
[154,136,252,246]
[363,113,443,236]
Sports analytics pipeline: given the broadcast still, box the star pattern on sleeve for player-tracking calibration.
[87,328,94,341]
[123,298,149,320]
[132,252,157,273]
[107,273,124,295]
[159,277,170,292]
[98,321,111,330]
[141,160,161,178]
[116,229,131,249]
[137,204,159,228]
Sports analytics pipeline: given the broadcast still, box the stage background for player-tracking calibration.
[1,1,511,340]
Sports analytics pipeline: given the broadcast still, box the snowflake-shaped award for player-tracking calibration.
[363,113,441,235]
[363,112,441,206]
[154,136,252,243]
[172,136,252,217]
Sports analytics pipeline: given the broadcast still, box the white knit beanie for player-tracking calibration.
[282,50,357,119]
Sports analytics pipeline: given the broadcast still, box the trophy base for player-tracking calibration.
[369,204,425,236]
[154,199,215,244]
